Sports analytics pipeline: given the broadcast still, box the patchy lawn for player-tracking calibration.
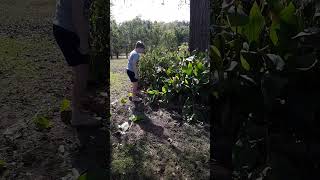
[110,58,130,102]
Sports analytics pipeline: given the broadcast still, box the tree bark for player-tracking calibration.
[189,0,210,52]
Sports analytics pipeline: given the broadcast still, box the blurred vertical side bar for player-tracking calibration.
[89,0,111,179]
[209,0,232,180]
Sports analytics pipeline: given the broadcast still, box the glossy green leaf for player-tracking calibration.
[242,2,265,43]
[147,90,155,95]
[210,45,221,60]
[186,62,193,75]
[210,45,223,69]
[279,2,296,25]
[270,21,280,45]
[196,61,204,70]
[162,85,167,93]
[240,54,250,71]
[166,67,172,76]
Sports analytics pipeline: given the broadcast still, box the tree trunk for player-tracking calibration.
[116,52,119,59]
[189,0,210,52]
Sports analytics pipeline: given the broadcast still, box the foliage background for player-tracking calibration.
[210,0,320,179]
[111,17,189,57]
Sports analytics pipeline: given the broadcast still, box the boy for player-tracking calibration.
[126,41,145,102]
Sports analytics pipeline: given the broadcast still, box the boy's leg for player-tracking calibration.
[132,82,138,95]
[131,81,142,101]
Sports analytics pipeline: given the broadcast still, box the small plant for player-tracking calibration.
[33,115,52,130]
[129,114,143,123]
[0,160,6,173]
[120,97,127,104]
[60,99,72,125]
[60,98,71,112]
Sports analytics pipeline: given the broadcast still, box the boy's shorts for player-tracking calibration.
[127,70,138,82]
[53,24,89,67]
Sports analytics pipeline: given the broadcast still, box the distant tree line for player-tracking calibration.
[110,16,189,58]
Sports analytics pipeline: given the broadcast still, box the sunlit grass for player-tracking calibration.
[110,58,131,100]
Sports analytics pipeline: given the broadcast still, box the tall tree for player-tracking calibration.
[189,0,210,52]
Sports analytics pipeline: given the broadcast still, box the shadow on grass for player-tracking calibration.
[133,99,210,179]
[132,101,168,140]
[111,135,158,179]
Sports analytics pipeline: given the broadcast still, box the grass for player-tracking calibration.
[110,58,131,101]
[0,36,54,78]
[111,141,151,179]
[0,0,55,25]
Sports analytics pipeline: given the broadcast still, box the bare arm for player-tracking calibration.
[72,0,89,54]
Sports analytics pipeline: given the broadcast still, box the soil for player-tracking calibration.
[0,0,108,179]
[110,58,210,179]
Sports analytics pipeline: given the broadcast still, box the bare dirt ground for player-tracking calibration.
[110,58,210,179]
[0,0,108,179]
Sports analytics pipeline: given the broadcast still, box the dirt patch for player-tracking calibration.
[0,1,109,179]
[110,93,210,179]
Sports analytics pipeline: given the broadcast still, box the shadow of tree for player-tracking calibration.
[111,136,159,179]
[72,126,110,179]
[133,101,168,140]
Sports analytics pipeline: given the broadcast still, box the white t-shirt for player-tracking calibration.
[53,0,91,32]
[127,50,140,72]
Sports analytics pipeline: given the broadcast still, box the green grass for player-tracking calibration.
[0,0,55,25]
[0,36,54,78]
[111,142,150,178]
[110,58,128,73]
[110,58,130,100]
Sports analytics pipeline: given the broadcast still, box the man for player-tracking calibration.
[53,0,100,126]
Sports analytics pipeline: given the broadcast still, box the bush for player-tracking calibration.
[138,44,210,122]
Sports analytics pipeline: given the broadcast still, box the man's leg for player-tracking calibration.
[72,64,88,122]
[71,64,100,126]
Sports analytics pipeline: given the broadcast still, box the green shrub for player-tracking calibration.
[138,43,210,122]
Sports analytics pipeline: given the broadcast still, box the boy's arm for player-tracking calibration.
[72,0,89,54]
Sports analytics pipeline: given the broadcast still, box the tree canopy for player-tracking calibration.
[110,16,189,57]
